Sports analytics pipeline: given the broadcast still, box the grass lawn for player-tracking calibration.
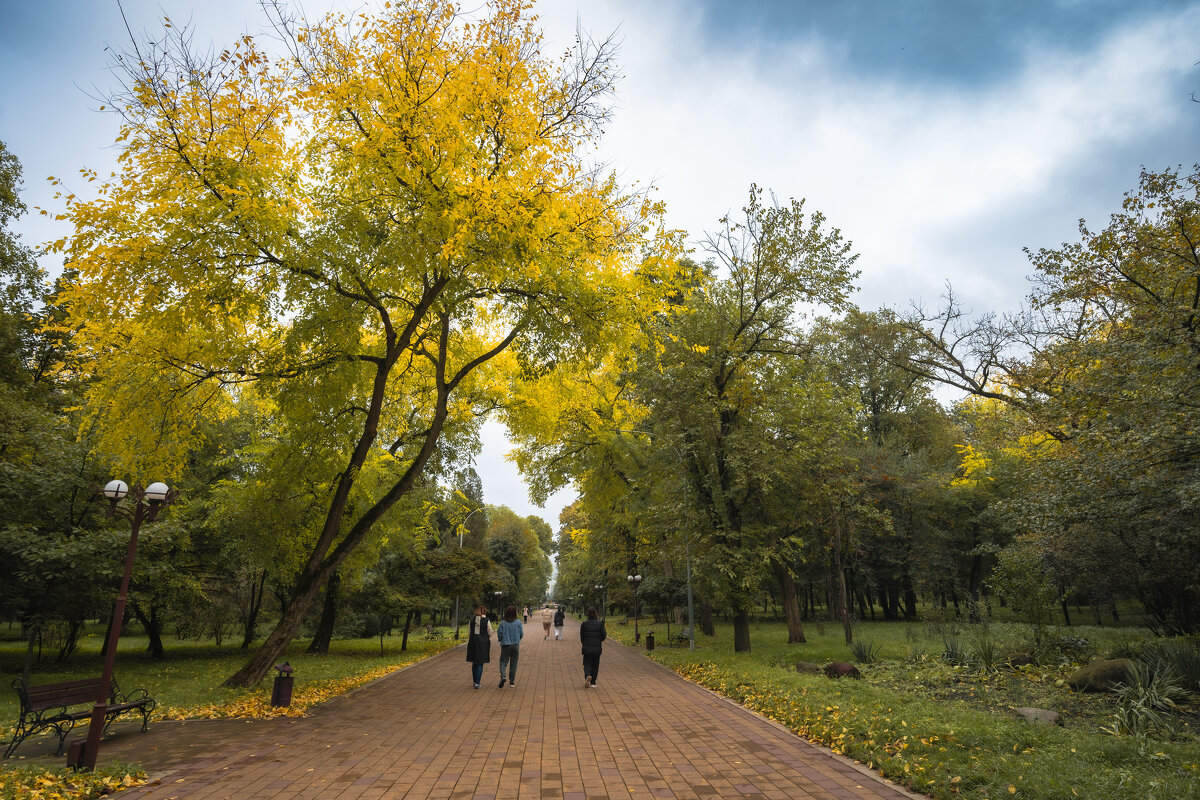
[608,616,1200,800]
[0,624,459,799]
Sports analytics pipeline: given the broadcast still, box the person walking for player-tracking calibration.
[466,604,491,689]
[553,606,565,640]
[541,606,553,639]
[522,605,529,623]
[580,606,606,688]
[496,605,524,688]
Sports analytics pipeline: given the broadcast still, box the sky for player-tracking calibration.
[2,0,1197,529]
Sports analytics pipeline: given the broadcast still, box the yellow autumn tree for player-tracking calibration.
[54,0,672,685]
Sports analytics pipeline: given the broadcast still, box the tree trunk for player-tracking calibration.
[699,600,715,637]
[772,560,806,643]
[130,601,165,659]
[1060,595,1072,627]
[307,571,341,655]
[902,576,918,620]
[732,605,751,653]
[241,569,268,649]
[22,620,39,684]
[831,512,853,645]
[401,610,414,652]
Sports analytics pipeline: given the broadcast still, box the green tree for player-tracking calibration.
[902,166,1200,634]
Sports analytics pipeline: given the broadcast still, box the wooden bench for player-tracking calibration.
[668,626,694,647]
[4,676,156,758]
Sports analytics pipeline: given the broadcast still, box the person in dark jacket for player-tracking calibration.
[579,606,606,688]
[553,606,565,640]
[466,604,491,689]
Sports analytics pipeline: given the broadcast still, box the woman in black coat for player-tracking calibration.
[579,606,606,688]
[466,604,491,689]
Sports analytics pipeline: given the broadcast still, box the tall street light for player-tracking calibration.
[627,573,643,642]
[76,479,177,771]
[593,583,606,619]
[453,508,486,640]
[493,590,503,619]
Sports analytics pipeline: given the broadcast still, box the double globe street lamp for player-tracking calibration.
[73,479,178,771]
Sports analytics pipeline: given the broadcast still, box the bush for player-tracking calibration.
[942,637,970,667]
[849,639,880,664]
[1138,639,1200,692]
[1105,660,1187,740]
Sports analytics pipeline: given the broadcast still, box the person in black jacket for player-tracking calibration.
[579,606,606,688]
[465,604,491,689]
[553,606,565,640]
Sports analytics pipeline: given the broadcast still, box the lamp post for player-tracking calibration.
[453,508,486,640]
[75,480,177,771]
[593,583,606,619]
[627,573,643,642]
[493,590,503,619]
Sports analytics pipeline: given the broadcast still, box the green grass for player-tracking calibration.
[0,624,459,743]
[611,617,1200,800]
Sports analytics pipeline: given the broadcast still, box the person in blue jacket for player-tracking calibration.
[496,605,524,688]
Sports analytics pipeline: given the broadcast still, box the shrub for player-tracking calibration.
[1138,639,1200,692]
[942,637,970,667]
[1105,660,1187,740]
[969,633,1001,673]
[848,639,880,664]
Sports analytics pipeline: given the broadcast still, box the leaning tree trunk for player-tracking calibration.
[307,571,341,655]
[772,560,806,643]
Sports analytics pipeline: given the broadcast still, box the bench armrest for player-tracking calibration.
[113,687,151,704]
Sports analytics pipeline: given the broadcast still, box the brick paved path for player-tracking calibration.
[98,616,919,800]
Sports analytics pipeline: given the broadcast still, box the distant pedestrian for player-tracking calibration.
[497,605,524,688]
[553,606,565,640]
[522,605,529,623]
[466,604,491,689]
[542,606,553,639]
[580,606,606,688]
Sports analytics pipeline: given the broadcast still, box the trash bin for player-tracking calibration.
[271,661,294,707]
[271,675,294,707]
[645,632,654,651]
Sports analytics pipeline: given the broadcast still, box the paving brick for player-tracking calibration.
[36,616,926,799]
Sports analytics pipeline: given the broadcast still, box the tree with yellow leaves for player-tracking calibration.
[55,0,672,685]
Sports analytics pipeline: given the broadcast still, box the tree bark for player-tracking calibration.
[307,571,341,654]
[699,600,715,637]
[130,601,165,659]
[401,610,414,652]
[241,569,268,649]
[772,560,806,643]
[732,605,751,653]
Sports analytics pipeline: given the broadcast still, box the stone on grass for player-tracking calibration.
[824,662,862,680]
[1014,707,1062,726]
[1068,659,1133,692]
[1007,652,1036,668]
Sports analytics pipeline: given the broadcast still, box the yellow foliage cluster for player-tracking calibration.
[157,641,458,722]
[0,768,144,800]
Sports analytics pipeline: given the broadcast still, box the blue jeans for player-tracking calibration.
[499,644,520,681]
[471,663,484,684]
